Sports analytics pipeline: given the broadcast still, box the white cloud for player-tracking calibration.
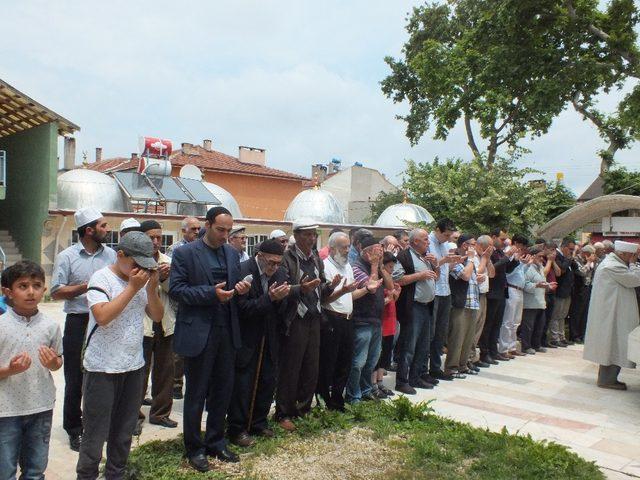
[2,0,638,198]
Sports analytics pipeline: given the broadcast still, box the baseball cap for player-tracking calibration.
[117,231,158,270]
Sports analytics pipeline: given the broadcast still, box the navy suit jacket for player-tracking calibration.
[169,239,242,356]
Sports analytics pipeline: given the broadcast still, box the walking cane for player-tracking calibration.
[247,334,266,432]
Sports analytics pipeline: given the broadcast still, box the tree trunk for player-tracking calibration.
[464,114,482,163]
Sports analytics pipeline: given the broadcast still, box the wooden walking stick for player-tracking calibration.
[247,334,266,432]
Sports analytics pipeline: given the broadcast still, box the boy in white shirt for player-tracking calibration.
[76,231,164,480]
[0,261,62,479]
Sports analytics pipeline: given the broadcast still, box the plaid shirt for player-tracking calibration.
[450,261,480,310]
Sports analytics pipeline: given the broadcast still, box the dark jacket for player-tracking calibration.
[555,250,575,299]
[487,249,519,300]
[395,248,415,326]
[352,257,385,326]
[169,239,242,356]
[281,248,333,334]
[236,257,288,367]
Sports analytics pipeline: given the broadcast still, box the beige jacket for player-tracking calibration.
[143,251,176,337]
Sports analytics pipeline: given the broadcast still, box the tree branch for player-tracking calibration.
[564,0,638,71]
[464,114,482,159]
[572,91,618,173]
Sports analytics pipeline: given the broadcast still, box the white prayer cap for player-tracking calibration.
[74,207,103,228]
[119,217,140,232]
[292,219,319,232]
[269,229,287,239]
[593,242,605,249]
[614,240,639,253]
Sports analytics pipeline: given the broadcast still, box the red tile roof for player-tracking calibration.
[86,145,309,182]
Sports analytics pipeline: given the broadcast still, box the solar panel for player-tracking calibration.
[176,177,221,205]
[146,175,191,202]
[112,171,161,201]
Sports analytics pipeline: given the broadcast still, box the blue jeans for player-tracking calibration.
[0,410,52,480]
[346,323,382,403]
[430,295,451,374]
[397,302,433,385]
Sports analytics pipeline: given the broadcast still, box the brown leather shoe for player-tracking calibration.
[231,431,255,447]
[278,418,296,432]
[509,350,526,357]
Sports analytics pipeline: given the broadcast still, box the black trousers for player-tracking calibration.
[316,311,354,411]
[63,312,89,436]
[76,368,145,480]
[183,325,235,457]
[276,313,320,419]
[479,297,506,358]
[520,309,546,350]
[569,286,590,341]
[227,339,277,436]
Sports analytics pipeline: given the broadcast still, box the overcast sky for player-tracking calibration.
[3,0,638,196]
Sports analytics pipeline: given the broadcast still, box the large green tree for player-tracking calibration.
[382,0,639,172]
[370,156,575,236]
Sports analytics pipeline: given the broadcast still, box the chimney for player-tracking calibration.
[238,146,266,167]
[95,147,102,163]
[181,142,197,155]
[311,164,328,184]
[63,137,76,170]
[203,139,212,151]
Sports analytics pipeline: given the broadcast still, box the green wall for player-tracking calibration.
[0,123,58,261]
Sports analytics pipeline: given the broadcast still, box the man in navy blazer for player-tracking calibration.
[169,206,250,473]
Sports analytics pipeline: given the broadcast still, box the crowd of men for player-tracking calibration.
[2,205,640,478]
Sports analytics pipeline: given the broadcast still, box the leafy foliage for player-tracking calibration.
[382,0,640,171]
[602,166,640,196]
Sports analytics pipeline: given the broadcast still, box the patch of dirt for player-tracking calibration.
[245,427,404,480]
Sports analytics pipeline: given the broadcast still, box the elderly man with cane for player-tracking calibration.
[227,239,290,447]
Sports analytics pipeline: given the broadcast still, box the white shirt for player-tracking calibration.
[322,256,355,315]
[473,257,490,294]
[0,308,62,417]
[84,267,148,374]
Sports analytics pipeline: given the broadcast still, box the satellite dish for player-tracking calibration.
[179,164,203,180]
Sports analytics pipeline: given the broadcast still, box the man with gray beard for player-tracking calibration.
[317,232,363,410]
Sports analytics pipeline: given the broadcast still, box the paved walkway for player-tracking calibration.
[38,301,640,479]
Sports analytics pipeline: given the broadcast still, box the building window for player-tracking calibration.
[160,234,174,254]
[71,230,119,250]
[247,235,268,257]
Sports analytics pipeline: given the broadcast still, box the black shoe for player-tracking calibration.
[565,340,575,345]
[361,392,378,401]
[495,353,511,361]
[410,378,435,389]
[481,355,499,365]
[69,434,81,452]
[421,374,439,385]
[431,370,454,381]
[474,360,490,368]
[251,427,275,438]
[379,385,395,396]
[142,397,152,406]
[395,383,417,395]
[547,342,559,348]
[230,431,255,447]
[209,447,240,463]
[469,364,481,372]
[373,388,388,399]
[149,417,178,428]
[173,387,183,400]
[188,453,210,472]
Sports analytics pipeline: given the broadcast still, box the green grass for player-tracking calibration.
[126,397,604,480]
